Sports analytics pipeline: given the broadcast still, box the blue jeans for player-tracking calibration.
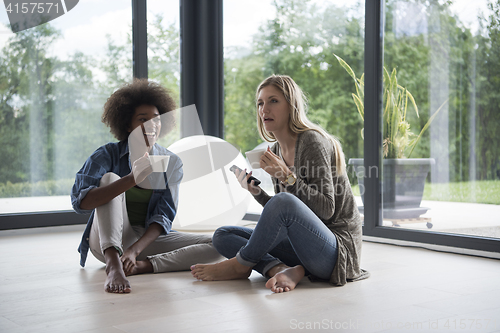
[213,192,338,280]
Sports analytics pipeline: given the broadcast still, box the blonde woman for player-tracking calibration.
[191,75,368,292]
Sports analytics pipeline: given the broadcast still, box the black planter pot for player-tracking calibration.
[348,158,435,219]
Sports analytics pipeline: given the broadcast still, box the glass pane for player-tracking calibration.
[223,0,365,214]
[147,0,181,148]
[0,2,132,213]
[381,0,500,238]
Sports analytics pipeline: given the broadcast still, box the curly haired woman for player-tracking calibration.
[72,79,222,293]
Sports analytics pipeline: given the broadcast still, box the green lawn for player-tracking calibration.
[351,180,500,205]
[0,178,74,198]
[1,178,499,205]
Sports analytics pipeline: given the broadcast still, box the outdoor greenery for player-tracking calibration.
[352,181,500,205]
[0,178,74,198]
[423,180,500,205]
[0,0,499,202]
[223,0,500,184]
[0,16,175,198]
[334,55,448,159]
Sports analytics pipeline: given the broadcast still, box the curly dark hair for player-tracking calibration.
[102,79,177,141]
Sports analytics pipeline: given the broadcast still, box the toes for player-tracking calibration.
[105,283,131,294]
[265,277,277,290]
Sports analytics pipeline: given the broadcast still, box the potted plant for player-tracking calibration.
[334,55,447,221]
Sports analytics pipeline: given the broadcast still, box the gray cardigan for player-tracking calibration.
[253,130,369,286]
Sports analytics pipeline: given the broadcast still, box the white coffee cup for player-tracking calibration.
[150,155,170,172]
[245,149,266,169]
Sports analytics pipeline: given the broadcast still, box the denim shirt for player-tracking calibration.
[71,140,183,267]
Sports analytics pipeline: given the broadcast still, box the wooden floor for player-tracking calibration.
[1,225,499,333]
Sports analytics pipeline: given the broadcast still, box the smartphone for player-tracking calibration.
[229,165,261,186]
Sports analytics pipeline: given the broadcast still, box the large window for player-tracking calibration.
[147,1,180,105]
[1,0,499,254]
[0,1,132,214]
[359,0,499,254]
[377,0,500,239]
[223,0,365,211]
[148,0,181,148]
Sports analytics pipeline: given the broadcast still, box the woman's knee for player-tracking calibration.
[267,192,299,210]
[212,226,231,250]
[272,192,296,202]
[212,226,250,252]
[99,172,120,187]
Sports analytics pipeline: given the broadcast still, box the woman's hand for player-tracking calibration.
[260,147,290,182]
[235,168,261,195]
[120,223,163,275]
[121,247,139,275]
[131,152,153,185]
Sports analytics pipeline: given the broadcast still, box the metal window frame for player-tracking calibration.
[180,0,224,138]
[132,0,148,79]
[361,0,499,253]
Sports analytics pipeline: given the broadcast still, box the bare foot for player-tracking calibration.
[190,257,252,281]
[265,265,305,293]
[125,259,153,276]
[105,266,131,293]
[104,248,131,294]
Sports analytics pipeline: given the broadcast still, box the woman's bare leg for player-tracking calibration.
[104,247,131,293]
[89,172,139,293]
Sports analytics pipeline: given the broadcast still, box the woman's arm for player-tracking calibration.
[121,222,163,274]
[233,168,272,207]
[252,189,272,207]
[80,174,136,210]
[79,152,153,211]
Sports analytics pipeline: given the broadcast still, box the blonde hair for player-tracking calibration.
[256,74,346,175]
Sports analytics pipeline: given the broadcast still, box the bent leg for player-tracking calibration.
[88,172,137,293]
[190,227,255,281]
[191,193,338,288]
[212,226,304,276]
[135,231,224,273]
[238,192,338,280]
[190,224,306,282]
